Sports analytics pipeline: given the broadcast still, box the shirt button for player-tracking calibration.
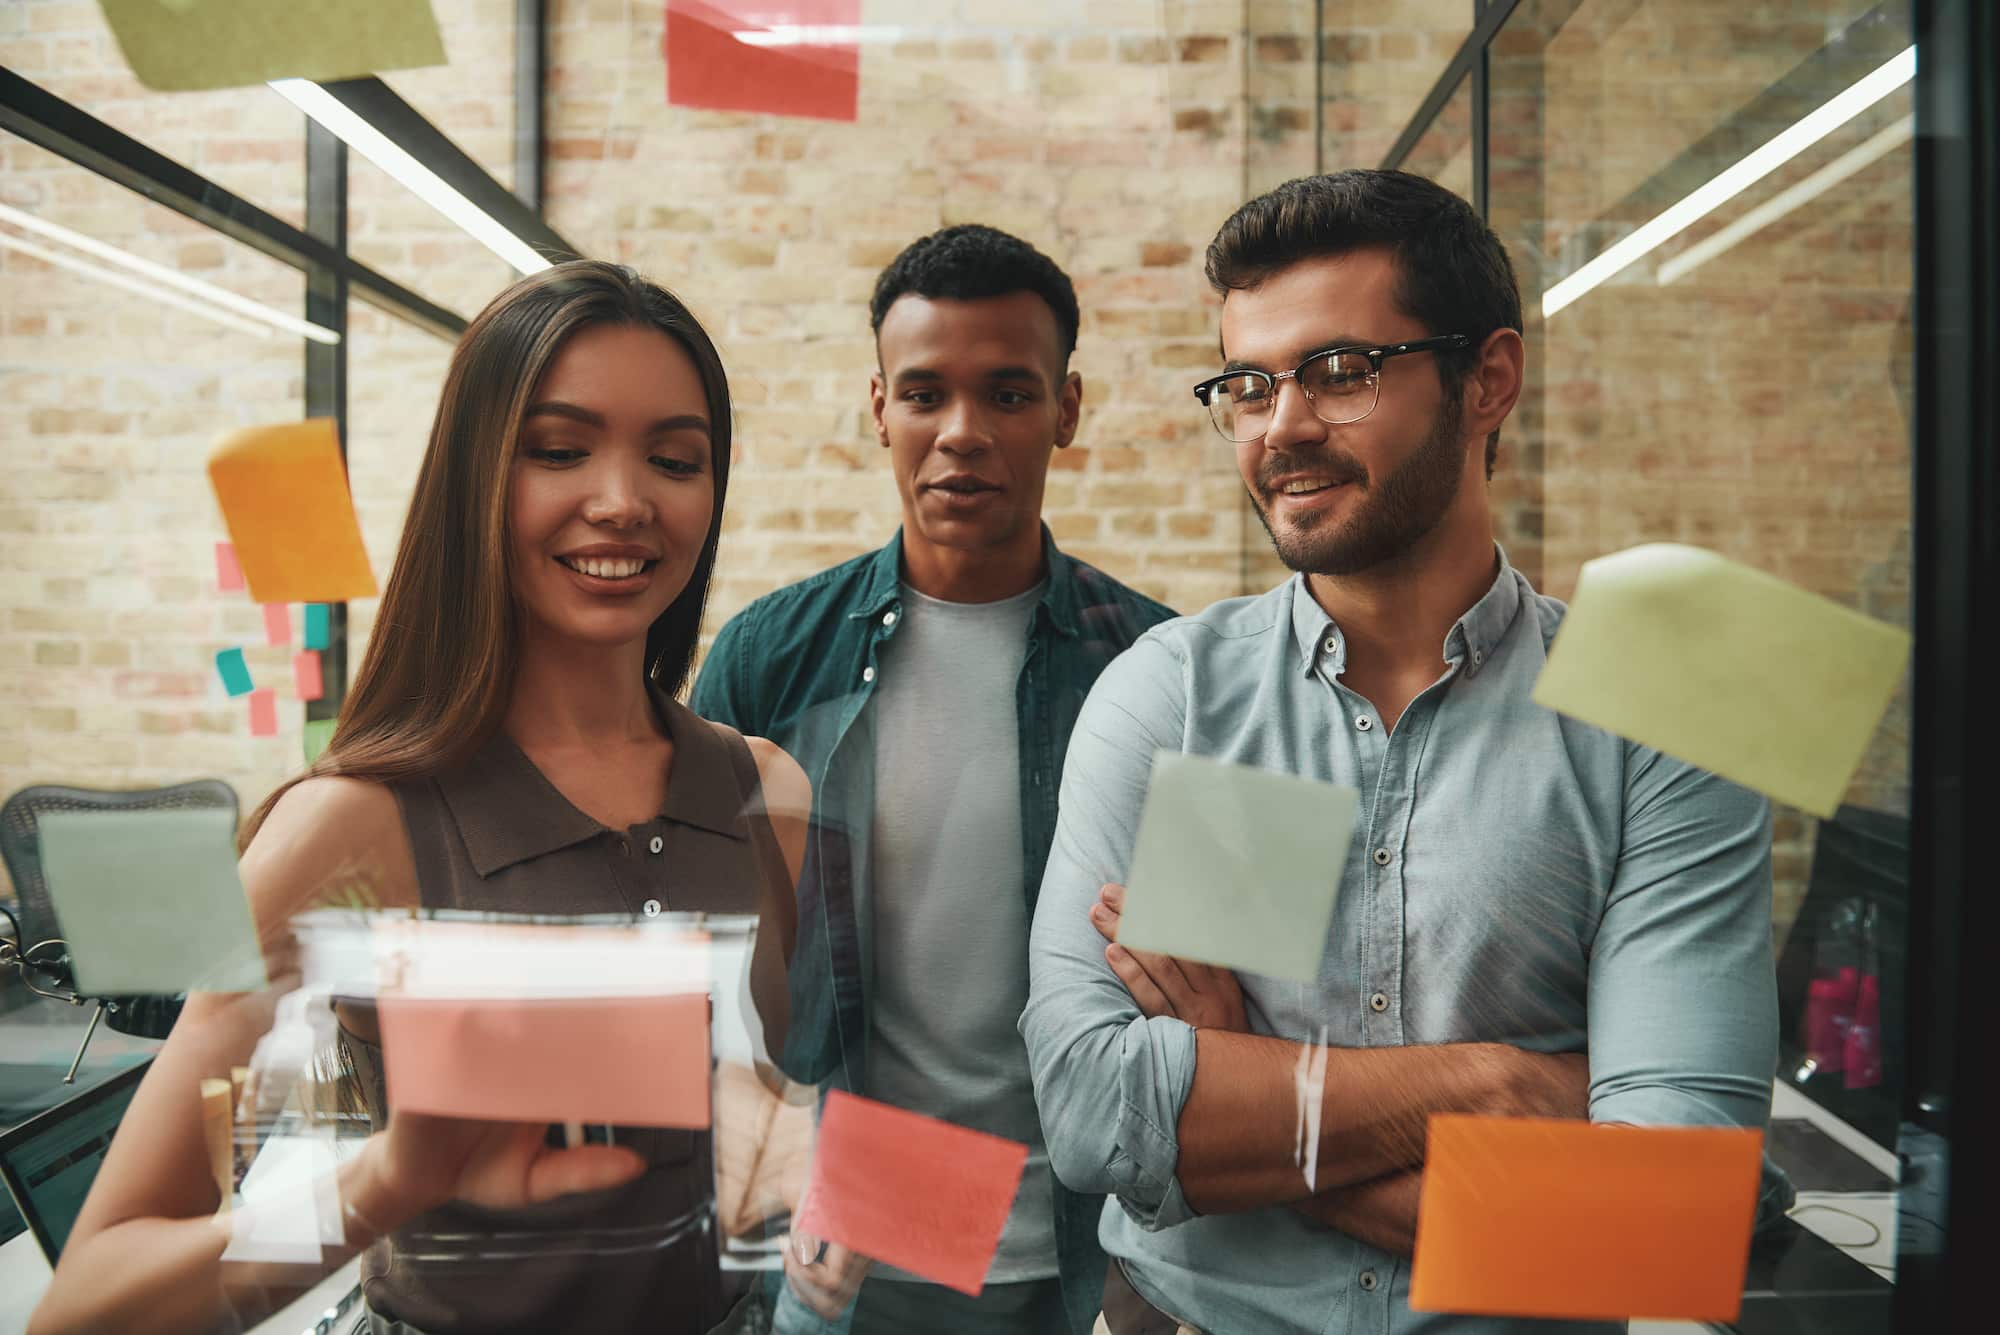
[882,610,897,627]
[1369,991,1389,1013]
[642,898,662,917]
[1322,635,1338,654]
[1373,847,1392,867]
[1359,1269,1379,1292]
[1473,649,1484,666]
[648,835,663,854]
[1355,715,1373,732]
[862,666,876,683]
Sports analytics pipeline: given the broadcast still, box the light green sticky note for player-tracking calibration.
[1119,752,1358,985]
[99,0,445,93]
[37,808,267,995]
[303,717,335,766]
[1533,544,1911,819]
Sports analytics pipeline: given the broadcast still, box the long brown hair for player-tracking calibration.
[243,261,732,847]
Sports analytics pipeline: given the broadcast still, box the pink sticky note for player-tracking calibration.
[292,650,324,702]
[794,1091,1027,1296]
[378,993,711,1128]
[215,541,245,592]
[262,603,290,646]
[247,687,278,737]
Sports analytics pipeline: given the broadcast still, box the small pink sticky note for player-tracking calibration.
[247,688,278,737]
[262,603,290,646]
[215,541,245,592]
[793,1091,1028,1296]
[378,992,711,1128]
[292,650,324,702]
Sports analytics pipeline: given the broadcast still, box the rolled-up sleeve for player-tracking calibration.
[1022,635,1202,1231]
[1587,744,1778,1130]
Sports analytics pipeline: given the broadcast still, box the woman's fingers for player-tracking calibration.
[521,1143,646,1204]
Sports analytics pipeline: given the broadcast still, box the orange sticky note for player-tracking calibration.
[793,1091,1028,1296]
[378,993,711,1128]
[292,650,324,702]
[262,603,291,646]
[1412,1116,1763,1323]
[247,687,279,737]
[214,541,244,591]
[208,419,377,604]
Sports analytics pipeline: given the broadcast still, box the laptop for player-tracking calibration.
[0,1059,150,1263]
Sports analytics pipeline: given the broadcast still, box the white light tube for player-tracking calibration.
[1656,113,1915,286]
[0,202,339,344]
[731,24,905,46]
[269,79,553,277]
[0,230,275,339]
[1542,45,1916,319]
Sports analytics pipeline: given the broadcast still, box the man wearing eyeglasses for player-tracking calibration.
[1023,170,1780,1333]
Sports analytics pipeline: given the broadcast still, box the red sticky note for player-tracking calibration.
[378,993,711,1128]
[215,541,245,591]
[664,0,860,122]
[1412,1116,1764,1323]
[292,650,324,702]
[793,1091,1027,1296]
[247,687,279,737]
[262,603,291,646]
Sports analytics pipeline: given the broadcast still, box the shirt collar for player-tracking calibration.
[1290,544,1520,680]
[847,525,1082,638]
[441,686,747,879]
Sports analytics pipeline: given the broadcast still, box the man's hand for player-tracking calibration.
[1090,882,1248,1031]
[783,1229,872,1321]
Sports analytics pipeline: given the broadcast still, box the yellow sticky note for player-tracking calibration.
[208,419,377,605]
[1533,544,1908,818]
[1412,1116,1764,1323]
[98,0,445,93]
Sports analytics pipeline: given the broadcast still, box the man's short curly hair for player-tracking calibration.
[870,224,1080,360]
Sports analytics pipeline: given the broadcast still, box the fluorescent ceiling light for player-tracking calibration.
[269,78,553,276]
[0,201,339,344]
[0,230,275,339]
[1542,45,1915,319]
[731,24,905,46]
[1657,113,1915,286]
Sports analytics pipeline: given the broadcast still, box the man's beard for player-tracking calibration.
[1252,393,1468,577]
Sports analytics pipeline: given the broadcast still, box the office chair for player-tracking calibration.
[0,780,239,1080]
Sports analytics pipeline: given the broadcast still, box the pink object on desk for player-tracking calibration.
[378,992,711,1128]
[1843,974,1883,1090]
[793,1091,1028,1296]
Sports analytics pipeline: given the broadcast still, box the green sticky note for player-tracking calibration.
[98,0,445,93]
[1533,544,1911,819]
[303,717,335,766]
[215,646,254,697]
[302,603,331,651]
[1119,752,1358,984]
[37,808,267,995]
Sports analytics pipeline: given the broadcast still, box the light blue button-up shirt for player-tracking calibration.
[1022,556,1778,1335]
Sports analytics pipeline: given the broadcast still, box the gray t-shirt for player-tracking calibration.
[864,580,1056,1284]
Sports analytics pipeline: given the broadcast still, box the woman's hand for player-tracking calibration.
[362,1112,646,1225]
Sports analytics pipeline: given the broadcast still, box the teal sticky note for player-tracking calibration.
[37,807,267,994]
[215,646,254,697]
[303,603,331,651]
[1118,752,1359,984]
[303,717,335,766]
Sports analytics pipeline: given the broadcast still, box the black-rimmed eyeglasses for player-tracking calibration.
[1192,333,1471,442]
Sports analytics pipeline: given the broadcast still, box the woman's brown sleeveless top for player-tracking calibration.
[340,693,790,1335]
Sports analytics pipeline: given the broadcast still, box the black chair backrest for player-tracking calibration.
[0,781,241,949]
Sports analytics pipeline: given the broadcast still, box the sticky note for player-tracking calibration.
[665,0,861,122]
[1118,751,1358,984]
[207,419,377,604]
[214,647,254,697]
[1533,544,1910,818]
[292,650,324,702]
[378,992,712,1128]
[214,540,244,591]
[36,807,266,995]
[303,717,335,766]
[248,687,278,737]
[793,1092,1028,1296]
[1411,1115,1764,1323]
[302,603,331,650]
[98,0,444,92]
[262,603,290,647]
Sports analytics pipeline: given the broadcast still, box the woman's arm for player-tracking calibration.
[743,737,809,1060]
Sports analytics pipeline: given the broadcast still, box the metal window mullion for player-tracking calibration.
[303,120,351,717]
